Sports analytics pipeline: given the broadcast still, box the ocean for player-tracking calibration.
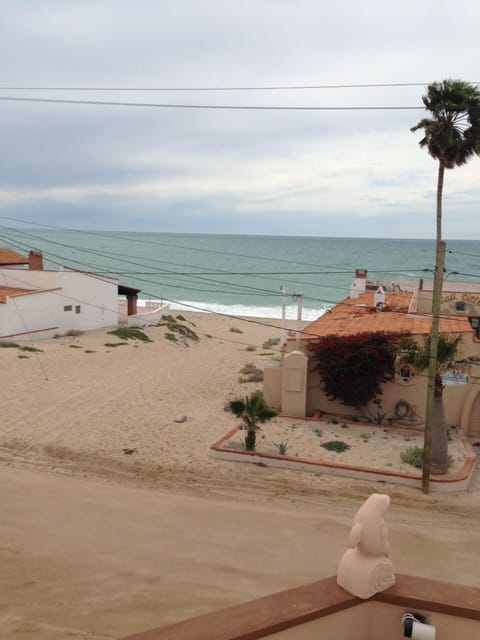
[2,228,480,321]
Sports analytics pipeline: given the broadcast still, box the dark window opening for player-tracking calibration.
[469,317,480,339]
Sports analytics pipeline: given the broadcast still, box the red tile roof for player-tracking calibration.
[302,291,472,339]
[0,287,35,303]
[0,248,28,265]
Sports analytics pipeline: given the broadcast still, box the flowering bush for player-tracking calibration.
[309,332,406,409]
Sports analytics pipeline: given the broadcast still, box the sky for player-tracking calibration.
[1,1,479,239]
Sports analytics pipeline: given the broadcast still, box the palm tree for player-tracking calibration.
[411,80,480,487]
[411,80,480,244]
[399,334,464,474]
[227,391,277,451]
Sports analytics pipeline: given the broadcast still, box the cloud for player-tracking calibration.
[1,1,480,238]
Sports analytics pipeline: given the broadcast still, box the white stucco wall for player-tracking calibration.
[0,268,61,290]
[0,268,119,339]
[59,270,118,333]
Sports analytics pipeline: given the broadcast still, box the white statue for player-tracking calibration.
[337,493,396,599]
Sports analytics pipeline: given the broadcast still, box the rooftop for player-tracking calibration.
[0,248,28,266]
[0,286,35,304]
[302,291,472,340]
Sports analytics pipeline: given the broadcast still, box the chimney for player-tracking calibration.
[374,286,386,311]
[29,249,44,270]
[350,268,368,299]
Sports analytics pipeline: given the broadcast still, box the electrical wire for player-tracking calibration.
[0,82,449,91]
[1,81,478,91]
[0,95,426,110]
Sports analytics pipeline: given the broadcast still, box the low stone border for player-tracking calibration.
[210,427,477,493]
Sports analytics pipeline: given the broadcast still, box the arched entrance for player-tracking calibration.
[461,384,480,437]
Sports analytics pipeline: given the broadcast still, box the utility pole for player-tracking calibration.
[295,293,303,351]
[280,285,286,359]
[422,241,446,494]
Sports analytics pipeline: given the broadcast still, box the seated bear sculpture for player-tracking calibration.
[337,493,396,599]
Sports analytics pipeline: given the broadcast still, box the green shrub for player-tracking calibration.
[400,445,423,468]
[0,341,20,348]
[230,326,243,334]
[238,363,263,383]
[158,316,199,342]
[104,342,128,347]
[273,441,289,455]
[262,337,280,348]
[108,327,152,342]
[321,440,351,453]
[19,346,43,353]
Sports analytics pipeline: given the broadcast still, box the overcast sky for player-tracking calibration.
[1,1,479,239]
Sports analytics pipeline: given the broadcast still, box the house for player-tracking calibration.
[0,247,167,340]
[263,270,480,439]
[0,249,119,339]
[0,247,39,269]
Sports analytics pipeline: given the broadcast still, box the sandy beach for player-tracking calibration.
[1,311,479,639]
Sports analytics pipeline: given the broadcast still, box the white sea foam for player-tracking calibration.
[167,300,328,321]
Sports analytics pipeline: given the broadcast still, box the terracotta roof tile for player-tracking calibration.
[302,291,472,339]
[0,287,35,303]
[0,248,28,265]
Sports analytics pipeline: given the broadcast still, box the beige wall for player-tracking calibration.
[417,289,480,316]
[263,364,283,410]
[266,334,480,435]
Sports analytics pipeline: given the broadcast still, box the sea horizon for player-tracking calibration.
[2,228,480,321]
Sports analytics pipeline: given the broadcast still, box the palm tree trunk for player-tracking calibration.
[422,162,447,491]
[430,375,449,475]
[436,162,444,242]
[245,429,256,451]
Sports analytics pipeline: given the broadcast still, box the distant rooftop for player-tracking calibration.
[0,286,34,304]
[0,248,28,266]
[302,290,472,340]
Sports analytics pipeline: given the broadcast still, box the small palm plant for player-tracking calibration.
[227,391,277,451]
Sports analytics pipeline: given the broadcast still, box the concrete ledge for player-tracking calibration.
[210,428,477,493]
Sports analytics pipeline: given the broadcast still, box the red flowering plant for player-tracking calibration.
[308,331,409,409]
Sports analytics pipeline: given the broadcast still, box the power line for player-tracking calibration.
[1,82,479,91]
[0,216,434,278]
[0,95,425,111]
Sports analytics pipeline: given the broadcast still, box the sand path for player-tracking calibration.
[0,312,479,638]
[1,465,479,640]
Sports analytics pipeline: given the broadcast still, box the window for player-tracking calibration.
[469,317,480,340]
[442,371,468,385]
[396,364,416,385]
[63,305,72,312]
[75,305,81,314]
[455,301,466,312]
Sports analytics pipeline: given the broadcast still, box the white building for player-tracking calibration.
[0,248,119,339]
[0,266,119,340]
